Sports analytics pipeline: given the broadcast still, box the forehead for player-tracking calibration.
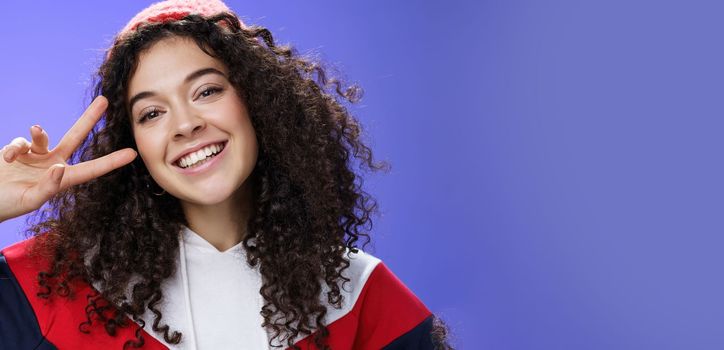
[127,36,226,95]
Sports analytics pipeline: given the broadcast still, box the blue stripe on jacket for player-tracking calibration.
[0,252,57,350]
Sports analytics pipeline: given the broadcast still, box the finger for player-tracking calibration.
[30,125,50,155]
[3,137,32,162]
[25,164,65,208]
[60,148,137,190]
[55,96,108,159]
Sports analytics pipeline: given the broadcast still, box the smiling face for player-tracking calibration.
[127,36,258,209]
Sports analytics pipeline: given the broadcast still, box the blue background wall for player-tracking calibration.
[2,1,723,349]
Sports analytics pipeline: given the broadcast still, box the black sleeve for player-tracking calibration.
[382,314,435,349]
[0,253,57,350]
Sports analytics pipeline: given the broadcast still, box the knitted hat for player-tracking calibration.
[118,0,242,39]
[107,0,244,60]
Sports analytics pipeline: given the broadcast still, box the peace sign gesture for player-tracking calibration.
[0,96,137,223]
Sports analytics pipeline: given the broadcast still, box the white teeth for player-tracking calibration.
[176,142,225,169]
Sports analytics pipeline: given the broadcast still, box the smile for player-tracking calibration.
[173,141,226,174]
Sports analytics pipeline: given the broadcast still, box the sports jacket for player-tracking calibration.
[0,236,435,349]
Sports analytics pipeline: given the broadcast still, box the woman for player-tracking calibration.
[0,0,452,349]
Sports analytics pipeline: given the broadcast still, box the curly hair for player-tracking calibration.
[25,12,391,349]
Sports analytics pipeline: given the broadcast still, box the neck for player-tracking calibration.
[181,181,253,252]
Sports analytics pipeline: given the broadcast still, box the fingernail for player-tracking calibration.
[32,125,43,133]
[6,149,15,159]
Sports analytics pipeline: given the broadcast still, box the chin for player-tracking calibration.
[152,162,255,207]
[176,187,236,206]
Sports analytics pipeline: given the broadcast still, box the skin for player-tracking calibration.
[0,97,137,223]
[127,36,258,252]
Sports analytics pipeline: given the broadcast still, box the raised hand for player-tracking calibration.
[0,96,137,223]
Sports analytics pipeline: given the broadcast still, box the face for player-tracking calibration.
[127,36,258,208]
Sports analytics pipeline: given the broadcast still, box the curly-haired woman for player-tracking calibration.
[0,1,452,349]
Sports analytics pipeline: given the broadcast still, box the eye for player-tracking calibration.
[198,87,222,99]
[139,107,162,123]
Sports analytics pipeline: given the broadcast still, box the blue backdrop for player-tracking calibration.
[2,1,723,349]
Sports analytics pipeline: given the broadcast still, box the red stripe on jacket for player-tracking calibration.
[2,237,168,350]
[291,262,432,350]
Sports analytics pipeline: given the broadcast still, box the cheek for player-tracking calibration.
[134,132,166,170]
[237,118,258,158]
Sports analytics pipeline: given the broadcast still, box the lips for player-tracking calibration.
[171,140,228,167]
[171,140,229,176]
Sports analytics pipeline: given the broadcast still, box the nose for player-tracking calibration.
[172,105,206,139]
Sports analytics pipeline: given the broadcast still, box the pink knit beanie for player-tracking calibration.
[117,0,242,39]
[107,0,245,59]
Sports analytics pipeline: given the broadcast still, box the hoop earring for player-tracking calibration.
[145,178,166,196]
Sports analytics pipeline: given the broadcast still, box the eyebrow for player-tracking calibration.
[127,67,227,113]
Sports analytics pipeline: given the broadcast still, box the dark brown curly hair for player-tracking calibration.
[24,11,452,350]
